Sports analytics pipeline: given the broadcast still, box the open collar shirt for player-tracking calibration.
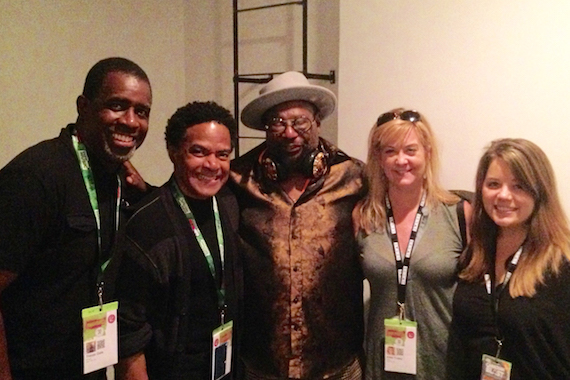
[230,138,365,379]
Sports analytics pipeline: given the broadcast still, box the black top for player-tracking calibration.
[185,196,222,283]
[182,195,223,356]
[449,259,570,380]
[112,182,242,379]
[0,125,147,379]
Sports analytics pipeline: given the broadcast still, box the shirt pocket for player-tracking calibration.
[55,214,98,266]
[66,214,97,232]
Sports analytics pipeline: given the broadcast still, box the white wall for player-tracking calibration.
[0,0,187,186]
[224,0,340,155]
[0,0,338,185]
[339,0,570,212]
[4,0,570,208]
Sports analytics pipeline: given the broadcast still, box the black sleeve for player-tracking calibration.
[0,163,55,274]
[114,239,159,358]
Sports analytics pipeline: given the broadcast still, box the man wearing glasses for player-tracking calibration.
[230,71,365,380]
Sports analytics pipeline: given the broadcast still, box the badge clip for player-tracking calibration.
[495,338,503,358]
[398,302,406,322]
[97,282,104,311]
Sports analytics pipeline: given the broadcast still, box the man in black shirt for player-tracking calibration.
[113,101,242,380]
[0,57,152,379]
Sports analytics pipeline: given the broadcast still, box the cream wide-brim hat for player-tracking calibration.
[240,71,337,131]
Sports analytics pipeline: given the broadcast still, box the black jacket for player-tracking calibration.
[109,181,242,379]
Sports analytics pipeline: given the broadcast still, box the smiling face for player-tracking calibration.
[265,100,320,167]
[169,121,232,200]
[76,71,151,168]
[482,158,535,232]
[380,128,428,191]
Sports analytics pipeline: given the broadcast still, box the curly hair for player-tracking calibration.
[165,101,237,149]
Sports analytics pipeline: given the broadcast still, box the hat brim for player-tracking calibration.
[241,85,336,130]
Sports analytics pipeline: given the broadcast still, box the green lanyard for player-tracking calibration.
[170,180,226,309]
[71,134,121,275]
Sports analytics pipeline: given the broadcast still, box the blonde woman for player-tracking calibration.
[354,109,471,379]
[451,138,570,379]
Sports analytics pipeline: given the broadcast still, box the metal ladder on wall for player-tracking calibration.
[232,0,336,156]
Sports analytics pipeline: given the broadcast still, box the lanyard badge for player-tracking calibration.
[71,134,122,274]
[71,134,120,374]
[386,192,426,318]
[82,302,119,374]
[170,180,233,379]
[481,354,512,380]
[383,192,426,375]
[480,246,523,380]
[170,180,226,308]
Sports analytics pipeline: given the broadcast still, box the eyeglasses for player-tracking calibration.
[376,110,421,127]
[265,116,315,134]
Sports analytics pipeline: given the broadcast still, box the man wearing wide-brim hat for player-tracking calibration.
[230,71,365,380]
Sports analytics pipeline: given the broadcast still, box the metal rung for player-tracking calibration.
[238,1,303,13]
[235,70,335,84]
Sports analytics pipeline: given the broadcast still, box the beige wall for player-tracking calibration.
[0,1,338,187]
[0,0,191,186]
[339,0,570,212]
[11,1,569,210]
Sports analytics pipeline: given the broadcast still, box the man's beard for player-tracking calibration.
[103,142,135,164]
[280,144,314,172]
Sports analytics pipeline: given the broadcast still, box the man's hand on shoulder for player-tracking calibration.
[122,161,148,193]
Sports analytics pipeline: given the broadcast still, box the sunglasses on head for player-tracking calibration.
[376,110,421,127]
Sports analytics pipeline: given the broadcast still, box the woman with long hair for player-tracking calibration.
[354,108,471,379]
[451,138,570,379]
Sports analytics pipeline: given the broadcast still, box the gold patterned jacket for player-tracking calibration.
[229,138,365,379]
